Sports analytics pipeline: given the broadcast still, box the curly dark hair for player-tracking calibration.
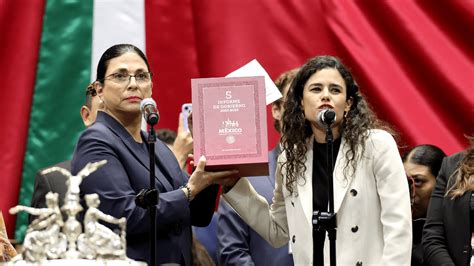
[281,55,384,195]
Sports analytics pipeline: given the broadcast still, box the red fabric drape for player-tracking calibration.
[146,0,473,155]
[0,0,45,236]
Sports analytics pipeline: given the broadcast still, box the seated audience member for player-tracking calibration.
[29,84,101,222]
[216,68,298,265]
[402,144,446,266]
[423,137,473,266]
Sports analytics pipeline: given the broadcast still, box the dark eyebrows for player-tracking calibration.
[329,83,343,89]
[307,82,343,89]
[111,68,147,73]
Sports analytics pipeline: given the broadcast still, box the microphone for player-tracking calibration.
[317,109,336,127]
[140,98,159,125]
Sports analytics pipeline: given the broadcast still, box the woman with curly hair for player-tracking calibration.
[423,137,473,266]
[222,56,412,265]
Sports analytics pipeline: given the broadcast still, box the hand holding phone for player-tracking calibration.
[181,103,192,132]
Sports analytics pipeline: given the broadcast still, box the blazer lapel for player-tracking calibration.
[298,136,353,219]
[98,112,174,191]
[333,137,353,213]
[151,135,182,188]
[267,145,281,187]
[299,138,314,225]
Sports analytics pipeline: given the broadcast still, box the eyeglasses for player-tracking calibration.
[102,72,153,85]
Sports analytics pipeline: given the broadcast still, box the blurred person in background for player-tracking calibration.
[29,84,101,217]
[402,144,446,266]
[423,136,473,266]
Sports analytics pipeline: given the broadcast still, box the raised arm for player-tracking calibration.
[9,205,45,217]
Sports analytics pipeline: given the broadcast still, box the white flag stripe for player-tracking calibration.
[91,0,146,81]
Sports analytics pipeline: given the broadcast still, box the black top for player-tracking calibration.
[471,192,474,233]
[471,192,474,261]
[312,137,341,266]
[411,218,427,266]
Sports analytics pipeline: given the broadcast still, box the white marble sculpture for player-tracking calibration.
[77,193,126,260]
[9,192,66,262]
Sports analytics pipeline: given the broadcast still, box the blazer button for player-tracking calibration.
[351,225,359,233]
[291,201,294,207]
[356,261,362,266]
[292,235,296,243]
[350,189,358,196]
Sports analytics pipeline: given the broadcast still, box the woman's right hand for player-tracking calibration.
[185,156,239,200]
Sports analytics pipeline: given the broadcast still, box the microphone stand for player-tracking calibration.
[135,125,159,266]
[312,124,337,266]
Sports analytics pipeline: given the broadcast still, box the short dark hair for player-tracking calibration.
[272,68,299,132]
[402,144,446,178]
[274,68,300,96]
[156,129,177,145]
[96,44,151,82]
[85,83,96,108]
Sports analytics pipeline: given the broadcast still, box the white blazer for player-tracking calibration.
[223,129,412,265]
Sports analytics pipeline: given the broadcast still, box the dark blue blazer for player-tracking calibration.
[216,146,294,266]
[71,111,218,266]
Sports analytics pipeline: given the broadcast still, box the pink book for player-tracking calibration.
[191,76,269,177]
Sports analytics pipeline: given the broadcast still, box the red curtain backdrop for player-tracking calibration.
[1,0,473,237]
[145,0,473,153]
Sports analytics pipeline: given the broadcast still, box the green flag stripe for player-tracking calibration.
[15,0,93,241]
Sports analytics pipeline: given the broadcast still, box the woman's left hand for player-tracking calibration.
[186,156,239,200]
[171,113,193,169]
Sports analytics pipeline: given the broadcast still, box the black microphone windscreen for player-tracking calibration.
[317,109,336,127]
[323,109,336,123]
